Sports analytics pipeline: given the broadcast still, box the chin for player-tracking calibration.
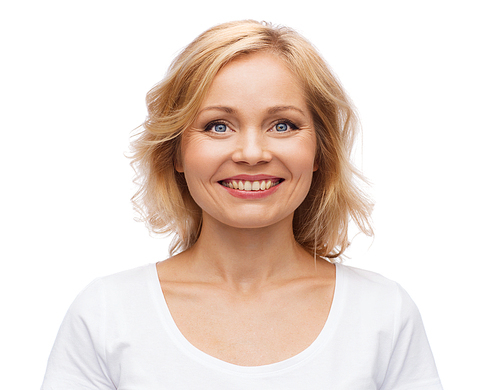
[206,210,293,231]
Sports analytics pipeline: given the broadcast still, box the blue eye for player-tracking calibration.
[205,122,228,133]
[214,123,227,133]
[275,121,298,132]
[275,123,289,132]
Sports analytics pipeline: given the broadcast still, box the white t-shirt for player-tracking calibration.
[41,263,443,389]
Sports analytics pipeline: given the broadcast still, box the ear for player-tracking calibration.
[313,160,318,172]
[174,148,184,173]
[174,160,184,173]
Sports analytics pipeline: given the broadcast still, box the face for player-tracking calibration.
[177,52,317,230]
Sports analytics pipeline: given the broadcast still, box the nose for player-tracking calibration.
[231,129,272,166]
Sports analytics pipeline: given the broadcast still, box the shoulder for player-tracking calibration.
[337,263,394,284]
[335,263,421,324]
[336,263,401,296]
[334,266,444,389]
[80,263,155,294]
[67,264,158,319]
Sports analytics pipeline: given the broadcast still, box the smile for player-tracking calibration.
[219,179,283,191]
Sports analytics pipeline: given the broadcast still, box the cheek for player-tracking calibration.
[180,136,206,173]
[302,133,318,172]
[278,137,317,173]
[180,138,227,188]
[293,142,317,188]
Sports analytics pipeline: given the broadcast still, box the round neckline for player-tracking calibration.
[147,262,346,376]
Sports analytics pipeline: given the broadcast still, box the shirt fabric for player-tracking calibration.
[41,263,443,389]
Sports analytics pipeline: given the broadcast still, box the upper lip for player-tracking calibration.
[219,174,283,182]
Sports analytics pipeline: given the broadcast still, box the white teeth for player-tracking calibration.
[221,179,281,191]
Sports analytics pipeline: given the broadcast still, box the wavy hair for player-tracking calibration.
[130,20,373,259]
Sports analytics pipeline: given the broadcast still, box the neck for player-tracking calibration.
[183,213,311,292]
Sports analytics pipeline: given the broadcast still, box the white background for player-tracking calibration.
[1,0,499,388]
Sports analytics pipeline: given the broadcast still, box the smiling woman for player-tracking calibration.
[177,52,317,230]
[41,20,443,389]
[130,21,373,259]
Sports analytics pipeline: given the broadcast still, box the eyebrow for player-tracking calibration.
[198,105,306,116]
[199,106,235,114]
[267,105,306,116]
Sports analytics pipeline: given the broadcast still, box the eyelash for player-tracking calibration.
[203,120,299,133]
[204,120,231,133]
[271,120,299,132]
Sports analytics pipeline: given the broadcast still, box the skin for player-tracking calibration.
[157,52,336,366]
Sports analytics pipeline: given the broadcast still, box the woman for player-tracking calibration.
[42,20,443,389]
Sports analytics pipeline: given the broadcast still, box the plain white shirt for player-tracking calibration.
[41,263,443,389]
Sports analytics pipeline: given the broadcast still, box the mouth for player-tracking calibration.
[218,178,284,192]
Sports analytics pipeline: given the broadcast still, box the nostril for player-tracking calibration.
[231,146,272,165]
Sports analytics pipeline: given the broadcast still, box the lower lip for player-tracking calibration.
[220,182,282,199]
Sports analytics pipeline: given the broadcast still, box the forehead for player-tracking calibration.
[200,52,307,111]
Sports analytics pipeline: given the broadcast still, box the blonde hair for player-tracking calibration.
[130,20,373,259]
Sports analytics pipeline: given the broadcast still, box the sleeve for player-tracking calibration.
[41,279,116,390]
[380,284,443,390]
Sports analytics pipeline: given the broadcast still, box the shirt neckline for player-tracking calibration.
[147,261,346,376]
